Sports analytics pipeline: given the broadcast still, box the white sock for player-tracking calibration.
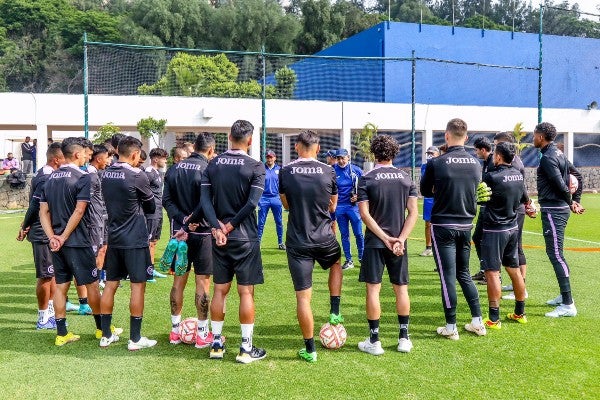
[446,323,457,332]
[211,320,224,342]
[48,300,55,316]
[471,316,483,327]
[197,319,209,336]
[171,315,181,332]
[38,309,45,323]
[241,323,254,351]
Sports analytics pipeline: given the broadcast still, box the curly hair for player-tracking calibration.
[370,134,399,162]
[534,122,557,142]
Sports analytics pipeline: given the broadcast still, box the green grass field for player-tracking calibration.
[1,196,599,399]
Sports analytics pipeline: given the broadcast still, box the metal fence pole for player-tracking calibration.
[83,32,89,139]
[538,4,543,123]
[261,45,267,163]
[411,50,416,180]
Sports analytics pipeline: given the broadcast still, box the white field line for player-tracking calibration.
[522,230,600,246]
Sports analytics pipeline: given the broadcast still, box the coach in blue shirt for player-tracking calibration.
[258,149,285,250]
[334,148,364,269]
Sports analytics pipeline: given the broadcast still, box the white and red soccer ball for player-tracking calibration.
[319,322,347,349]
[179,317,198,345]
[569,174,578,194]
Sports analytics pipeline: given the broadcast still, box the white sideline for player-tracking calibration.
[522,230,600,246]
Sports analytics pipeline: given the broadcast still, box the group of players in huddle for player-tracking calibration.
[17,117,584,363]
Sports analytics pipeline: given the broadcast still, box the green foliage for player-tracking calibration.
[137,117,167,139]
[356,122,378,162]
[512,121,531,155]
[295,0,345,54]
[274,66,297,99]
[93,122,121,144]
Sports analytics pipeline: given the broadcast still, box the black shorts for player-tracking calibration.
[185,234,213,275]
[105,247,153,283]
[287,240,341,291]
[481,228,519,271]
[146,217,163,242]
[359,246,409,285]
[212,240,263,286]
[89,226,104,255]
[52,246,98,285]
[32,242,54,279]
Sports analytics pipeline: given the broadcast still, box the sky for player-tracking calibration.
[566,0,600,17]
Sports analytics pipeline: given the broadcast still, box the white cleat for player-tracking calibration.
[546,295,563,306]
[128,337,157,351]
[502,291,528,300]
[99,334,119,348]
[436,327,459,341]
[397,338,413,353]
[465,323,487,336]
[545,303,577,318]
[358,338,384,355]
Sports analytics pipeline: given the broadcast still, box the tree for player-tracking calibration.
[295,0,345,54]
[356,122,377,162]
[275,66,297,99]
[93,122,121,144]
[511,122,531,155]
[137,117,167,148]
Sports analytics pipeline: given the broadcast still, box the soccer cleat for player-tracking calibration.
[55,332,80,346]
[147,278,157,283]
[278,243,286,251]
[95,325,124,339]
[507,313,528,324]
[342,260,354,270]
[546,294,563,306]
[420,248,433,257]
[99,334,120,348]
[159,238,179,272]
[36,317,56,330]
[397,338,413,353]
[153,270,167,278]
[209,341,226,359]
[329,313,345,325]
[502,290,529,300]
[169,330,181,345]
[484,318,502,330]
[195,331,215,349]
[358,338,385,355]
[471,271,485,281]
[465,323,487,336]
[436,327,459,340]
[236,346,267,364]
[65,301,79,312]
[174,241,189,276]
[502,284,513,292]
[78,304,92,315]
[298,348,317,363]
[545,303,577,318]
[127,337,157,351]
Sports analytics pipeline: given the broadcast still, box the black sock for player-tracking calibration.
[515,301,525,316]
[398,315,409,339]
[368,319,379,343]
[93,314,101,330]
[304,337,316,353]
[330,296,340,315]
[489,307,500,322]
[426,246,432,250]
[56,318,68,336]
[101,314,113,338]
[561,291,573,305]
[130,316,142,342]
[78,297,88,305]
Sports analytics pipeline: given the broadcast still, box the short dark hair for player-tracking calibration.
[534,122,557,142]
[474,137,492,151]
[494,142,515,164]
[194,132,216,152]
[230,120,254,142]
[171,146,188,160]
[46,142,63,159]
[296,130,320,147]
[149,147,168,159]
[81,138,93,151]
[117,136,143,157]
[370,134,399,162]
[61,137,85,158]
[92,144,109,159]
[446,118,467,138]
[139,149,147,161]
[110,133,126,150]
[493,131,514,143]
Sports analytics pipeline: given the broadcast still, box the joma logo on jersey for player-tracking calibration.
[502,174,524,182]
[104,171,126,179]
[374,172,403,180]
[176,162,203,171]
[290,166,323,174]
[446,157,477,164]
[216,157,244,166]
[50,171,72,179]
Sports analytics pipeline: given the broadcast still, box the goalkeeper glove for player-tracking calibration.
[477,182,492,203]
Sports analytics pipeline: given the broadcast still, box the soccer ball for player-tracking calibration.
[179,317,198,345]
[569,174,578,194]
[319,322,347,349]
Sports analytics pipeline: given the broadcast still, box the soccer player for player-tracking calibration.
[17,142,65,329]
[200,119,267,363]
[357,135,418,355]
[38,137,103,346]
[100,136,157,350]
[257,149,285,250]
[145,147,168,266]
[163,133,217,348]
[420,118,487,340]
[471,137,494,283]
[479,142,530,329]
[87,145,110,276]
[420,146,439,257]
[334,148,364,270]
[279,130,343,363]
[533,122,584,318]
[171,146,189,164]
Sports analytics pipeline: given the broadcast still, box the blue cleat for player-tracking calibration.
[174,241,188,276]
[36,316,56,330]
[66,301,79,312]
[78,304,92,315]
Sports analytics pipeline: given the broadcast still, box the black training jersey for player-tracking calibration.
[279,158,337,248]
[511,155,528,214]
[163,153,210,234]
[40,164,92,247]
[101,162,155,249]
[482,164,528,230]
[200,150,265,242]
[86,165,106,229]
[537,142,583,207]
[420,145,481,227]
[482,153,495,178]
[357,165,418,247]
[144,166,163,220]
[23,166,53,243]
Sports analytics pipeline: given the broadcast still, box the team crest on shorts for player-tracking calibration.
[92,268,98,278]
[147,266,154,275]
[48,265,54,274]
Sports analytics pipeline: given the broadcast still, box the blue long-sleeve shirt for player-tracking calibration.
[334,163,362,205]
[262,163,281,197]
